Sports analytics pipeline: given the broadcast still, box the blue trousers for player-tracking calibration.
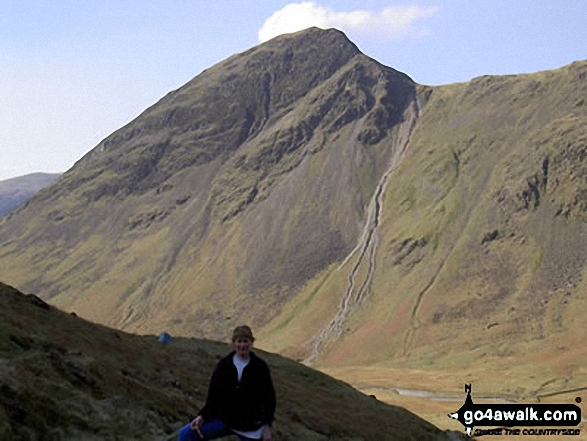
[177,419,259,441]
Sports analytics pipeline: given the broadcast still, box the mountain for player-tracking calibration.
[0,282,455,440]
[0,27,586,405]
[0,27,418,335]
[0,173,60,217]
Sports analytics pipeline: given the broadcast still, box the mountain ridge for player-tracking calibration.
[0,28,586,406]
[0,27,419,338]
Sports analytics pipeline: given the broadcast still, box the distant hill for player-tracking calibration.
[0,282,455,440]
[0,173,60,217]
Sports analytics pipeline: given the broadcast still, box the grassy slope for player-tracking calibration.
[372,63,587,375]
[259,62,587,397]
[251,62,587,438]
[0,282,454,441]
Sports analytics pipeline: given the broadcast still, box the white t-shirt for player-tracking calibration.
[233,353,249,381]
[231,354,267,440]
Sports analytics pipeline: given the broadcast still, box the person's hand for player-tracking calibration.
[262,425,271,441]
[190,415,203,430]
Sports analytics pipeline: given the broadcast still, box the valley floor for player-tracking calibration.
[320,365,587,440]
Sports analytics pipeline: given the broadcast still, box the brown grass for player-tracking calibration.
[0,282,452,440]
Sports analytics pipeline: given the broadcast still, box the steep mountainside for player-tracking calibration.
[260,60,587,399]
[0,282,454,440]
[0,173,60,217]
[0,28,586,401]
[0,28,417,336]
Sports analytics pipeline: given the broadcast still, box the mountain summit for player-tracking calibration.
[0,27,419,337]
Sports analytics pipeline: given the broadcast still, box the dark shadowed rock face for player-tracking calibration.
[65,28,367,199]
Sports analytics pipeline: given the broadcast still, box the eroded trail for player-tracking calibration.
[304,96,421,365]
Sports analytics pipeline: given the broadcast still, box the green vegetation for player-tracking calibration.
[0,282,450,440]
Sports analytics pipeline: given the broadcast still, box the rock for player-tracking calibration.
[481,230,500,245]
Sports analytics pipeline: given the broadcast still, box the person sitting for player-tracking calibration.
[178,325,276,441]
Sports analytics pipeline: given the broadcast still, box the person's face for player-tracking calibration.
[233,336,253,358]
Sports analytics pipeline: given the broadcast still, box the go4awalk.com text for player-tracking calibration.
[448,384,582,436]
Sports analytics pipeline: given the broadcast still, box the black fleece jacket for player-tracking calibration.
[198,351,276,431]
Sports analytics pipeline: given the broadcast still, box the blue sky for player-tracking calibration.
[1,0,585,181]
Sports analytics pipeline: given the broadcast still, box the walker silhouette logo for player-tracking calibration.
[448,384,582,437]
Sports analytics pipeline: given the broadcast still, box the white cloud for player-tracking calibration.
[258,2,438,43]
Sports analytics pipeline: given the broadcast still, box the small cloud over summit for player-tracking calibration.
[258,2,438,43]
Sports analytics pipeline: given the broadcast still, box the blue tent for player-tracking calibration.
[157,332,173,345]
